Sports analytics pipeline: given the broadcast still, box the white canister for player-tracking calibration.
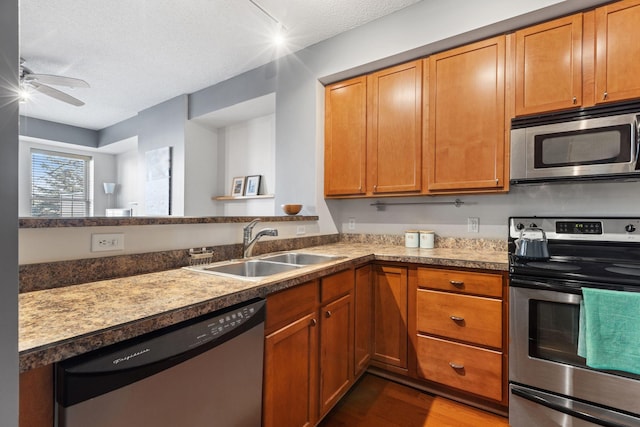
[419,230,435,249]
[405,230,419,248]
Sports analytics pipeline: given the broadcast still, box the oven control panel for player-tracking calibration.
[556,221,602,234]
[510,217,640,242]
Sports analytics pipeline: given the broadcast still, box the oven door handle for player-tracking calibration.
[510,276,584,294]
[511,384,632,427]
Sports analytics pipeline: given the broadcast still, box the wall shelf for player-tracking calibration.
[213,194,274,201]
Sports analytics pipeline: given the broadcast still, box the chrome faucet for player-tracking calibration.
[243,218,278,258]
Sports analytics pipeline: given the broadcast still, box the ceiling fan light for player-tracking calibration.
[18,86,32,103]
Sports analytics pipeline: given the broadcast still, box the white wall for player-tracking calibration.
[137,96,187,216]
[222,114,276,216]
[184,120,219,216]
[115,148,138,213]
[327,181,640,239]
[18,138,118,217]
[18,219,322,264]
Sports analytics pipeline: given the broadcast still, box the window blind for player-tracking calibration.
[31,149,92,217]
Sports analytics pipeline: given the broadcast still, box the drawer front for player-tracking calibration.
[321,269,354,303]
[417,268,502,298]
[416,335,502,401]
[266,280,319,332]
[416,290,502,348]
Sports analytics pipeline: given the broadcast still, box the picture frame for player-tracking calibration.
[231,176,245,197]
[245,175,261,196]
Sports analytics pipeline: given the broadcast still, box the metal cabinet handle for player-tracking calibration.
[449,362,464,370]
[325,310,332,318]
[450,315,464,322]
[449,280,464,287]
[373,185,378,192]
[572,96,577,104]
[604,92,608,100]
[310,318,317,327]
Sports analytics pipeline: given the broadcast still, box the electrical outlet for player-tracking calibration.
[467,217,480,233]
[348,218,356,231]
[296,225,306,235]
[91,233,125,252]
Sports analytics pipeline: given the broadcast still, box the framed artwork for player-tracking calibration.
[245,175,261,196]
[231,176,245,197]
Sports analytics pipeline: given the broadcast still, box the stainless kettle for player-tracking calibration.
[515,226,550,260]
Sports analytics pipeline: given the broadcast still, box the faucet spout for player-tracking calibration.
[242,219,278,258]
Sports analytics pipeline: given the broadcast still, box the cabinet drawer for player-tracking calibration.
[416,290,502,348]
[417,268,502,298]
[321,269,353,303]
[416,335,502,401]
[266,280,319,332]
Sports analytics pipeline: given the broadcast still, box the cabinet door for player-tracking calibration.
[264,312,319,427]
[354,265,373,377]
[367,60,423,194]
[319,293,354,416]
[515,14,583,115]
[428,36,506,191]
[372,265,408,371]
[595,0,640,103]
[20,365,54,427]
[324,76,367,196]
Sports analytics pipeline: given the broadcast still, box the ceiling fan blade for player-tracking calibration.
[31,82,85,106]
[27,73,90,88]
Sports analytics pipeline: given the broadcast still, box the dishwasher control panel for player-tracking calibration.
[62,298,265,375]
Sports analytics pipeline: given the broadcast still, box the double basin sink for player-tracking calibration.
[184,252,345,280]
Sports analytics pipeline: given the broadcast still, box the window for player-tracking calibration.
[31,149,92,217]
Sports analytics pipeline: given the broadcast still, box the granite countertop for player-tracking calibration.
[19,243,507,372]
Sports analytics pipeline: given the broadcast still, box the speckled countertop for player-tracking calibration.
[19,242,507,372]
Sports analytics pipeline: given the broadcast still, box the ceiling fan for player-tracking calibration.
[19,58,90,106]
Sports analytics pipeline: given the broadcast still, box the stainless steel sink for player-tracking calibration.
[259,252,345,265]
[184,252,345,280]
[186,259,301,279]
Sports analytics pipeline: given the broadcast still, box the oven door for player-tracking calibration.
[509,279,640,417]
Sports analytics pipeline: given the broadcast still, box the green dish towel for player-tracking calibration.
[578,287,640,375]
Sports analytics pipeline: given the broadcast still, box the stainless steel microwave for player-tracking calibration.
[510,105,640,184]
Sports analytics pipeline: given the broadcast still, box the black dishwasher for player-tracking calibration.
[55,298,265,427]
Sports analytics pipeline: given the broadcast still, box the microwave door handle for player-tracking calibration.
[511,385,632,427]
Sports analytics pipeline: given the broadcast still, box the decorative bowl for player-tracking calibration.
[281,204,302,215]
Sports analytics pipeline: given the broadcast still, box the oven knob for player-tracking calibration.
[625,224,636,233]
[515,223,525,231]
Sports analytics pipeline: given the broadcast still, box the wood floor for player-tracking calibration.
[318,374,509,427]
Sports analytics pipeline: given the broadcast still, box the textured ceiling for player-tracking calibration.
[19,0,421,130]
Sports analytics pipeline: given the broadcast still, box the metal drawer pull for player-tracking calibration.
[449,362,464,370]
[325,310,332,318]
[450,315,464,322]
[310,318,317,327]
[449,280,464,287]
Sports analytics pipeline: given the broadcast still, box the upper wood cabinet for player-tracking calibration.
[367,60,423,194]
[427,36,507,192]
[324,76,367,196]
[515,14,583,115]
[595,0,640,104]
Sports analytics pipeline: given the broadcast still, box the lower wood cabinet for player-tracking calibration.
[263,269,355,427]
[413,267,508,407]
[19,365,54,427]
[371,264,408,374]
[354,265,373,377]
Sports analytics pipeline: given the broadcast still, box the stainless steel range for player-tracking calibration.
[508,217,640,427]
